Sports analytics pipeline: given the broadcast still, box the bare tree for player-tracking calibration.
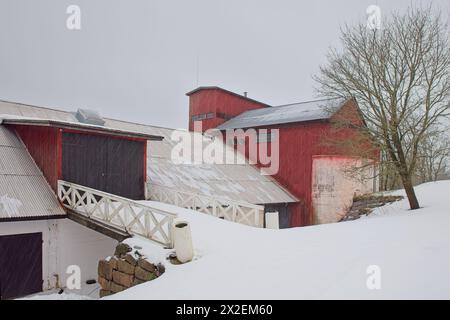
[379,151,402,191]
[314,7,449,210]
[415,125,450,183]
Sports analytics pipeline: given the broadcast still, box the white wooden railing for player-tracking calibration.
[58,180,177,247]
[147,184,264,228]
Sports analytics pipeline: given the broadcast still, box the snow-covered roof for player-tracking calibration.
[142,126,297,204]
[0,114,163,141]
[0,125,65,220]
[217,98,345,130]
[0,100,297,205]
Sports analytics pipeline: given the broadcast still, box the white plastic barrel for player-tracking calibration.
[172,219,194,263]
[265,211,280,229]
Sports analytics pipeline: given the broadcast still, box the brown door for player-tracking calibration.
[0,233,43,300]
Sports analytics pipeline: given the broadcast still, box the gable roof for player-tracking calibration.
[0,105,163,141]
[186,86,272,108]
[217,98,346,130]
[0,125,65,220]
[0,100,298,205]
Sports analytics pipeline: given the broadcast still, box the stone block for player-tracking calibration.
[132,278,146,286]
[110,281,126,293]
[109,256,118,270]
[98,259,113,280]
[137,258,156,273]
[113,270,134,288]
[99,289,113,298]
[124,253,137,266]
[117,259,136,275]
[98,276,111,291]
[135,266,157,281]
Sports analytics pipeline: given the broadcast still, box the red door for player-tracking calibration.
[0,232,43,299]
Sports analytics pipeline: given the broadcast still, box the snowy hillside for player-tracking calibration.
[107,181,450,299]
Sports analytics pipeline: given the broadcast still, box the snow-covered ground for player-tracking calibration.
[101,180,450,300]
[19,284,98,300]
[26,181,450,300]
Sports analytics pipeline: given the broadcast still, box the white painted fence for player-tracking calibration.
[58,180,177,247]
[147,184,264,228]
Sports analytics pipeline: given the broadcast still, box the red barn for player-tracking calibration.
[3,115,162,200]
[187,87,270,132]
[187,87,378,227]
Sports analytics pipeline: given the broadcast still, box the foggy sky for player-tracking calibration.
[0,0,448,129]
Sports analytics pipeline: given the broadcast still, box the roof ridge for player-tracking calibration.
[274,97,341,108]
[217,97,348,130]
[233,97,343,116]
[0,99,178,131]
[186,86,272,108]
[0,99,75,114]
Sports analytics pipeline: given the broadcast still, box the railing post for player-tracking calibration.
[232,205,237,222]
[70,186,76,209]
[104,198,110,221]
[57,181,61,202]
[168,216,174,249]
[212,199,217,217]
[254,208,260,227]
[144,210,151,238]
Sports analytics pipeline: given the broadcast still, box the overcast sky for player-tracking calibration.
[0,0,448,129]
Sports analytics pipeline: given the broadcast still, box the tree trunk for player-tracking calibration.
[401,175,420,210]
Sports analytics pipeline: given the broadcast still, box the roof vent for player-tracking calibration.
[75,108,105,126]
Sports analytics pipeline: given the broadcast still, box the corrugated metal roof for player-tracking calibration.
[0,124,22,147]
[0,100,77,122]
[141,126,297,204]
[0,100,298,205]
[217,98,345,130]
[0,126,65,219]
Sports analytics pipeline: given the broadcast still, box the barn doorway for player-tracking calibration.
[311,156,375,224]
[61,132,145,200]
[0,233,43,300]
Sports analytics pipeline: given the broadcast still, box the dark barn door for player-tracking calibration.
[0,233,43,300]
[62,132,145,199]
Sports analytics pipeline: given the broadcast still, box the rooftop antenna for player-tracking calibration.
[195,52,200,87]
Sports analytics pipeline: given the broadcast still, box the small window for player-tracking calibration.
[217,112,232,120]
[191,112,215,122]
[191,114,206,121]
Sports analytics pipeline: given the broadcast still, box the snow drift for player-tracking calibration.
[102,181,450,299]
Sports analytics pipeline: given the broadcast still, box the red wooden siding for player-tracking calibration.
[255,121,334,226]
[13,125,148,199]
[188,88,268,132]
[224,100,369,227]
[13,125,60,191]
